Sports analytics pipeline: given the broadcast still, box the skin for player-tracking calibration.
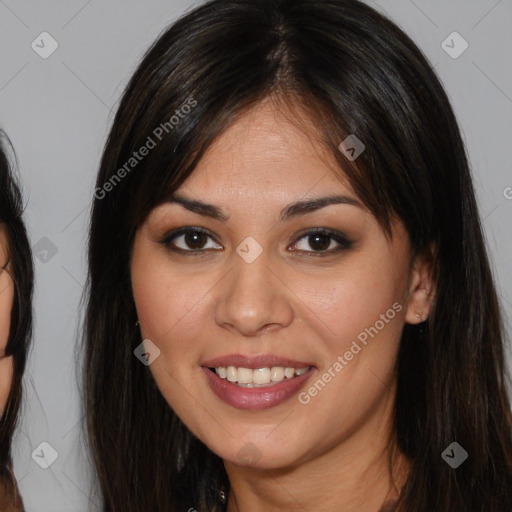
[131,98,434,512]
[0,223,14,418]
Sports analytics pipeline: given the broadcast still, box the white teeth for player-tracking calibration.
[226,366,237,382]
[270,366,285,382]
[284,367,295,379]
[237,367,253,384]
[253,367,271,385]
[213,365,310,387]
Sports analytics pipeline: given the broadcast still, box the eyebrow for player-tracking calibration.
[165,193,363,222]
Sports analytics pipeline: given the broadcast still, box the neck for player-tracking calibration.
[224,383,409,512]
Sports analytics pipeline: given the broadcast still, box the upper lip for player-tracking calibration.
[201,354,315,369]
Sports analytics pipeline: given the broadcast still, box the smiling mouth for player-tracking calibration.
[208,365,311,388]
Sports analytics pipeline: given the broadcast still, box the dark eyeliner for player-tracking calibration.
[159,226,218,253]
[159,226,353,255]
[290,227,354,255]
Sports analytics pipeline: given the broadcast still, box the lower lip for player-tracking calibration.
[201,367,315,410]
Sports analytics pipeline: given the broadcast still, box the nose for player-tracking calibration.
[214,245,295,337]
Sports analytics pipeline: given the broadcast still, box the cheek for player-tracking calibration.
[130,249,216,362]
[292,253,407,353]
[130,248,224,435]
[290,256,407,422]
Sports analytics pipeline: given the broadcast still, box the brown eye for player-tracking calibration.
[160,227,222,252]
[305,233,332,251]
[291,228,353,255]
[183,231,208,250]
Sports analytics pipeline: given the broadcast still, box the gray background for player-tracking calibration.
[0,0,511,510]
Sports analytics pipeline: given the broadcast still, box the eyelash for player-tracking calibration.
[159,227,353,257]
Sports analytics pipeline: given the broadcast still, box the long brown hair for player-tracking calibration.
[0,131,34,501]
[83,1,512,510]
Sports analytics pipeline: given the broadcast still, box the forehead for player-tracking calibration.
[179,99,353,202]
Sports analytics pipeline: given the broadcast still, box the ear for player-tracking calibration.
[404,244,436,325]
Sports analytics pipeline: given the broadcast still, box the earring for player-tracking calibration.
[416,310,424,321]
[135,320,140,327]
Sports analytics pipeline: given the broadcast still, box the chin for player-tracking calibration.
[206,436,308,470]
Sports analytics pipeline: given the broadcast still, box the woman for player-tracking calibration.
[0,132,33,512]
[83,0,512,510]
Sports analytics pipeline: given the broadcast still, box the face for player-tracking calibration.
[0,224,14,418]
[130,99,433,470]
